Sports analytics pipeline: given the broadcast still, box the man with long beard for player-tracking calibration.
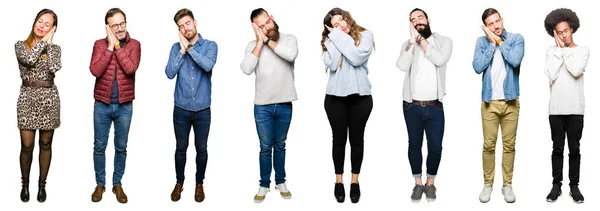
[240,8,298,203]
[396,8,453,203]
[165,8,218,203]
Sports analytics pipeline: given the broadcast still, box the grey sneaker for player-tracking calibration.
[479,184,492,203]
[424,184,437,202]
[411,184,425,203]
[502,184,516,203]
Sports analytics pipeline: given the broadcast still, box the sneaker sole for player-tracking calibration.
[479,197,490,203]
[281,195,291,199]
[426,197,436,202]
[504,197,516,203]
[411,198,421,203]
[546,192,562,202]
[254,199,265,203]
[569,192,584,204]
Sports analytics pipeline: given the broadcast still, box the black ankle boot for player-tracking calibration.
[350,183,361,203]
[334,183,345,203]
[37,180,46,203]
[20,179,30,202]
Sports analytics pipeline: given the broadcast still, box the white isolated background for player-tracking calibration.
[0,0,597,211]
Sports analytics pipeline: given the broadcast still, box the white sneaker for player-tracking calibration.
[275,183,292,199]
[479,184,493,203]
[502,184,516,203]
[254,187,270,203]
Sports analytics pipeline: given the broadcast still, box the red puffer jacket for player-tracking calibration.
[89,33,141,104]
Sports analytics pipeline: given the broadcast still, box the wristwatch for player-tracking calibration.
[186,44,193,51]
[416,35,424,43]
[264,37,271,45]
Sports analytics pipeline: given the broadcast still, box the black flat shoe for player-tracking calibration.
[334,183,345,203]
[20,180,30,202]
[350,183,361,203]
[37,180,46,203]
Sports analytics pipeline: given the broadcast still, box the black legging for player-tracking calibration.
[20,130,54,183]
[325,94,373,174]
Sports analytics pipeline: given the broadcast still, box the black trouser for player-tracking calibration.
[549,115,583,186]
[325,94,373,174]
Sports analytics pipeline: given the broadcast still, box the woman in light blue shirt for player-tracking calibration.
[321,7,374,204]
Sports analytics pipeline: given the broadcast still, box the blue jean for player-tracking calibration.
[173,105,211,184]
[402,101,444,178]
[93,101,133,186]
[254,103,293,188]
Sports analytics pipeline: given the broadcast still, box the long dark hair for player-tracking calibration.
[25,8,58,50]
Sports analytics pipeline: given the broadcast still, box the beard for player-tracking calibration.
[416,23,432,38]
[115,30,127,40]
[266,21,280,41]
[184,28,197,41]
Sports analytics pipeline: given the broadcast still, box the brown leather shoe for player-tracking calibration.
[112,186,128,203]
[91,185,105,202]
[171,183,183,201]
[195,184,205,202]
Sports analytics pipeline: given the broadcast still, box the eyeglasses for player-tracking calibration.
[556,28,571,36]
[110,22,126,30]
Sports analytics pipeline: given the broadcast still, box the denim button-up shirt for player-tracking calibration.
[165,33,218,111]
[472,29,524,103]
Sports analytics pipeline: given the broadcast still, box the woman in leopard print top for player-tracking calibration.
[15,9,61,203]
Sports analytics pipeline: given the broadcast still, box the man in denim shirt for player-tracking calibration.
[472,8,524,204]
[165,8,218,203]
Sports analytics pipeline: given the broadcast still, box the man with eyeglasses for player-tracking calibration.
[240,8,298,203]
[89,7,141,204]
[165,8,218,203]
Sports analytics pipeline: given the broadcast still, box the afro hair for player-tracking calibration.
[544,8,579,37]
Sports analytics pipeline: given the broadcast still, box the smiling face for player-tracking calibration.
[409,10,432,38]
[330,14,350,33]
[107,12,127,40]
[33,13,54,38]
[410,10,427,31]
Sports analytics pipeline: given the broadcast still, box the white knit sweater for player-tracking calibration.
[545,46,590,115]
